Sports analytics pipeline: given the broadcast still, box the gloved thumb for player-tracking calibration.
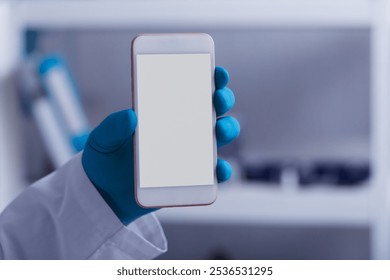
[87,109,137,153]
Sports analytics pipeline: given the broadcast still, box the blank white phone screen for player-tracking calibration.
[136,54,215,188]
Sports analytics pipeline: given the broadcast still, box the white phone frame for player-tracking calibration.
[132,33,217,208]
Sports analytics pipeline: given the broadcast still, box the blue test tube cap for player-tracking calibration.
[38,56,63,74]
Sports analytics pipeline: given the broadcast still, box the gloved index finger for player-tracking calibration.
[215,66,229,89]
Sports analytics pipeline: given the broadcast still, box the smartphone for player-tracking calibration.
[132,33,217,208]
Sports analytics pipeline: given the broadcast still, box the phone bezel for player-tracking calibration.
[131,33,217,208]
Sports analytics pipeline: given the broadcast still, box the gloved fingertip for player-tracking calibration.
[214,87,235,116]
[217,158,232,183]
[215,66,229,89]
[216,116,240,148]
[88,109,137,153]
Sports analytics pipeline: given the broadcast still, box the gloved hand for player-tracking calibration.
[82,66,240,225]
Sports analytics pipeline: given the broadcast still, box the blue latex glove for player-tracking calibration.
[82,67,240,225]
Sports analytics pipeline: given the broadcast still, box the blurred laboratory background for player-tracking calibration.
[2,0,390,259]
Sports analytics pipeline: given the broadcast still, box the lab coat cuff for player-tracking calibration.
[71,153,167,259]
[89,213,168,259]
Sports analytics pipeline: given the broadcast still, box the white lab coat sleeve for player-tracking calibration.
[0,153,167,259]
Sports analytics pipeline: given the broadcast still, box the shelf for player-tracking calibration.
[157,182,370,226]
[14,0,373,29]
